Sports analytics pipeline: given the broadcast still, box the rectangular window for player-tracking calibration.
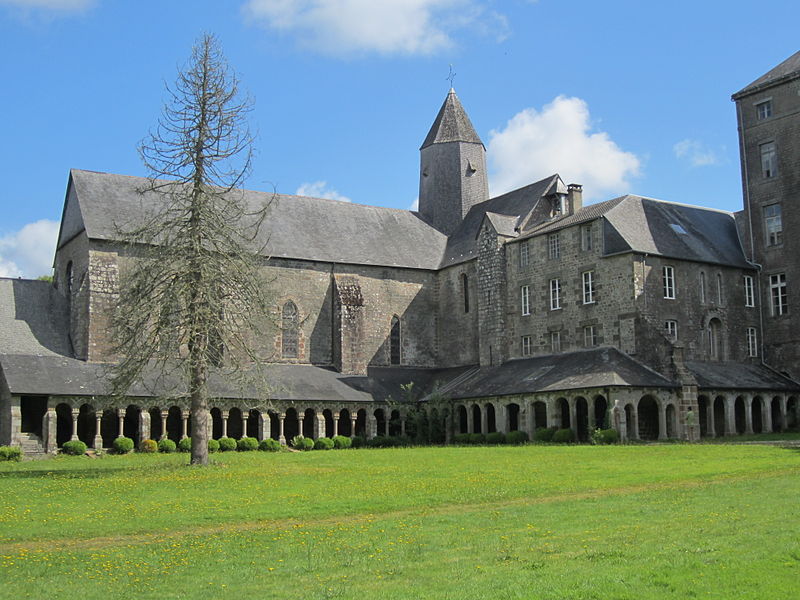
[582,270,595,304]
[744,275,755,307]
[519,240,529,269]
[581,225,593,251]
[756,100,772,120]
[747,327,758,357]
[770,273,787,316]
[549,278,561,310]
[665,320,678,341]
[521,335,532,357]
[663,266,675,299]
[521,285,530,316]
[760,141,777,178]
[548,233,560,259]
[583,325,597,347]
[550,331,561,353]
[764,204,782,246]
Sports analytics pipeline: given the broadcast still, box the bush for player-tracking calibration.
[138,439,158,453]
[62,440,87,456]
[351,435,366,449]
[394,435,412,447]
[505,430,529,445]
[259,438,281,452]
[218,437,237,452]
[207,439,220,453]
[533,427,558,442]
[290,435,305,449]
[177,437,192,453]
[0,446,22,462]
[332,435,352,449]
[591,428,619,445]
[468,433,486,445]
[113,437,134,454]
[158,438,177,453]
[453,433,471,445]
[552,428,575,443]
[486,432,506,445]
[301,437,314,451]
[237,437,259,452]
[314,437,334,450]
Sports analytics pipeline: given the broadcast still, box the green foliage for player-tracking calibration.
[301,437,314,451]
[138,439,158,453]
[314,437,334,450]
[237,437,259,452]
[351,435,366,449]
[0,446,22,462]
[258,438,281,452]
[505,430,529,445]
[332,435,352,449]
[62,440,88,456]
[533,427,558,442]
[158,439,177,453]
[591,428,620,445]
[218,437,237,452]
[113,437,135,454]
[485,432,506,445]
[207,439,220,453]
[177,437,192,453]
[468,433,486,445]
[36,274,53,283]
[552,428,576,443]
[290,435,314,451]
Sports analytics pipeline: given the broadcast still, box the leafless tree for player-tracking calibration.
[110,33,271,465]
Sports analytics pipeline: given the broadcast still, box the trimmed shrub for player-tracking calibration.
[301,437,314,451]
[259,438,281,452]
[290,435,306,449]
[591,428,620,445]
[332,435,352,449]
[485,432,506,445]
[177,437,192,453]
[207,439,220,453]
[465,433,484,445]
[394,435,412,447]
[158,438,177,453]
[62,440,87,456]
[453,433,470,445]
[0,446,22,462]
[138,439,158,453]
[237,437,259,452]
[113,437,134,454]
[505,430,529,445]
[351,435,365,449]
[367,435,388,448]
[218,437,237,452]
[314,437,334,450]
[552,428,575,443]
[533,427,558,442]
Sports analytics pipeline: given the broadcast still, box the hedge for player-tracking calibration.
[0,446,22,462]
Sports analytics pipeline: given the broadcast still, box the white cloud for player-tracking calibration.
[296,181,351,203]
[674,138,719,167]
[243,0,507,56]
[487,95,641,201]
[0,0,93,12]
[0,219,59,279]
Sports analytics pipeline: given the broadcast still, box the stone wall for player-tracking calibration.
[436,262,479,367]
[53,232,90,360]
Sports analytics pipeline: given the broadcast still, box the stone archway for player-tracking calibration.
[557,398,570,429]
[123,405,141,445]
[338,409,352,437]
[575,397,589,441]
[485,403,496,433]
[166,406,183,442]
[665,404,677,439]
[471,405,482,433]
[787,397,799,430]
[355,409,367,437]
[698,396,709,437]
[637,396,659,440]
[507,403,520,432]
[77,404,96,447]
[532,401,547,430]
[228,407,244,439]
[247,409,261,439]
[374,408,387,437]
[284,408,300,441]
[101,409,117,447]
[457,405,468,434]
[734,397,746,434]
[55,403,72,447]
[715,396,728,436]
[751,397,764,433]
[323,409,335,438]
[594,396,608,429]
[302,408,316,439]
[389,410,402,436]
[149,407,164,441]
[771,397,782,432]
[210,407,223,440]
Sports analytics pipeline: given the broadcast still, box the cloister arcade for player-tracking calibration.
[696,393,800,437]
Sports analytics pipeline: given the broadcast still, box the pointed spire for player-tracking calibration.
[421,89,483,150]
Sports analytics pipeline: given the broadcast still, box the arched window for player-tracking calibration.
[699,271,705,303]
[708,318,722,360]
[65,261,73,297]
[281,301,299,359]
[390,315,401,365]
[461,273,469,313]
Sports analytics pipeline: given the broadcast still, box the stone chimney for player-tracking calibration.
[567,184,583,215]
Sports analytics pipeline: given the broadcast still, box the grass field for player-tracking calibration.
[1,444,799,599]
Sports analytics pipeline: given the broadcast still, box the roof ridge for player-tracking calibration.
[420,88,483,149]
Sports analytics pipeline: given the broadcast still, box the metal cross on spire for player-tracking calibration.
[446,64,456,89]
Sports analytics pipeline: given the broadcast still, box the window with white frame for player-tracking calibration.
[583,325,597,347]
[746,327,758,357]
[582,270,595,304]
[549,278,561,310]
[770,273,787,316]
[760,141,777,178]
[764,204,782,246]
[550,331,561,353]
[521,285,530,316]
[548,233,560,259]
[663,266,675,299]
[521,335,532,357]
[744,275,755,307]
[664,320,678,341]
[581,225,593,251]
[519,240,529,269]
[756,99,772,121]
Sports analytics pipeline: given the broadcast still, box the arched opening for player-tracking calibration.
[389,410,402,436]
[166,406,183,442]
[557,398,569,429]
[77,404,95,447]
[751,397,763,433]
[507,403,520,432]
[771,397,782,432]
[303,408,316,439]
[594,396,608,429]
[56,403,72,447]
[624,404,635,440]
[457,405,468,434]
[247,409,261,439]
[355,409,367,437]
[149,407,164,440]
[390,315,401,365]
[665,404,677,438]
[715,396,727,435]
[228,407,244,439]
[338,409,352,437]
[323,409,334,438]
[19,396,46,438]
[485,403,496,433]
[787,396,799,431]
[374,409,387,437]
[210,407,223,440]
[533,401,547,430]
[637,396,659,440]
[708,318,722,360]
[123,405,141,445]
[101,409,117,447]
[284,408,300,441]
[734,397,746,434]
[698,396,709,437]
[575,397,589,441]
[282,301,299,359]
[461,273,469,313]
[471,404,482,433]
[269,411,280,440]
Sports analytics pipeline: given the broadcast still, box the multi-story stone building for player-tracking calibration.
[2,55,799,455]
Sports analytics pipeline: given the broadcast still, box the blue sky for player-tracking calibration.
[0,0,797,277]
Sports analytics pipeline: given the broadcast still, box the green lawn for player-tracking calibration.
[1,444,799,599]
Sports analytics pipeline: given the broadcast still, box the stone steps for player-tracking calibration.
[16,432,45,455]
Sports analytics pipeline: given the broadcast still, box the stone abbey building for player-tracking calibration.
[2,53,800,454]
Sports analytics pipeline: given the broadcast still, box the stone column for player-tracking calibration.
[763,400,773,433]
[259,413,271,441]
[779,396,788,432]
[221,411,229,438]
[242,410,249,438]
[706,401,715,438]
[314,414,325,439]
[481,405,489,434]
[333,414,340,437]
[94,411,104,449]
[350,414,357,438]
[568,398,577,435]
[44,408,57,453]
[657,402,667,441]
[181,411,190,439]
[722,397,734,436]
[117,408,125,438]
[588,397,596,431]
[206,410,213,440]
[278,413,286,445]
[160,410,169,440]
[614,401,626,442]
[497,404,508,434]
[70,408,79,441]
[631,405,640,440]
[744,397,754,434]
[140,411,151,442]
[367,414,377,440]
[400,415,406,437]
[466,406,474,433]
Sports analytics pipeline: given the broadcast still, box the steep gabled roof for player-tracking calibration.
[421,89,483,149]
[734,50,800,98]
[0,278,71,358]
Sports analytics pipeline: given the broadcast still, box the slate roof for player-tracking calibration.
[420,89,483,149]
[445,348,677,400]
[734,50,800,98]
[0,278,71,358]
[684,361,799,392]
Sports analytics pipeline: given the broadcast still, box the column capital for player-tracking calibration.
[71,407,80,417]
